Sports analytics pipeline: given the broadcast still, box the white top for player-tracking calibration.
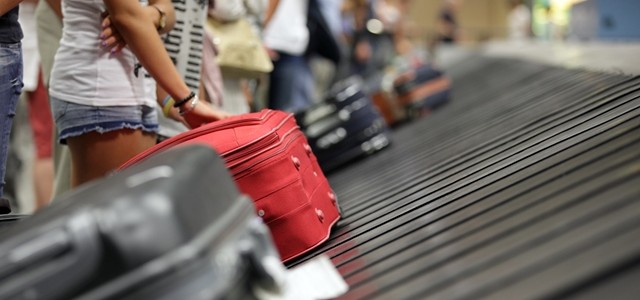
[262,0,309,55]
[50,0,151,107]
[19,2,40,92]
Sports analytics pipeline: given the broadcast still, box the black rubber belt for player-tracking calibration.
[290,58,640,300]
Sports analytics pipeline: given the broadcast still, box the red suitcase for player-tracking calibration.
[120,109,340,262]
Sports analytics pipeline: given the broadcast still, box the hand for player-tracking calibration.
[355,40,371,63]
[182,101,233,129]
[264,45,279,61]
[100,11,127,54]
[164,105,187,126]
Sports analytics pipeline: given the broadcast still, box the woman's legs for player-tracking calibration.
[66,129,156,187]
[27,71,54,209]
[0,43,23,199]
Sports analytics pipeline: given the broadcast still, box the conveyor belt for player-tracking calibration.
[292,56,640,299]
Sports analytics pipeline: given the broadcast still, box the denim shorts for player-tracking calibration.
[50,96,159,144]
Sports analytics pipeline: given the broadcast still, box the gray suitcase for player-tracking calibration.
[0,145,284,300]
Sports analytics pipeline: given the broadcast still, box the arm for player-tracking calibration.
[0,0,22,16]
[148,0,176,34]
[43,0,62,19]
[100,0,175,54]
[104,0,229,126]
[263,0,279,27]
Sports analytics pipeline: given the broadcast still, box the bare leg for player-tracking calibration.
[66,129,156,188]
[27,72,55,210]
[33,158,54,209]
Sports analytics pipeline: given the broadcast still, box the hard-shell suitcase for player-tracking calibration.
[0,145,284,300]
[0,215,26,231]
[120,110,341,263]
[393,64,451,117]
[296,76,391,172]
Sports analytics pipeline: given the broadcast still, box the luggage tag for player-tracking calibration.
[255,255,348,300]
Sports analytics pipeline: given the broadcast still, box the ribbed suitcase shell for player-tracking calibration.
[120,110,340,262]
[0,145,265,299]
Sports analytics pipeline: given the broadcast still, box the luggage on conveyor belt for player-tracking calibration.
[295,76,391,172]
[316,55,640,299]
[121,110,341,263]
[0,145,285,300]
[371,88,405,127]
[393,64,451,118]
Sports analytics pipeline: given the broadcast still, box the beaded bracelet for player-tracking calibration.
[173,91,196,108]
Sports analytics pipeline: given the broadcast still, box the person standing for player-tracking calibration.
[48,0,230,188]
[20,0,55,209]
[263,0,314,113]
[35,0,70,200]
[507,0,531,42]
[207,0,268,114]
[437,0,461,44]
[0,1,26,201]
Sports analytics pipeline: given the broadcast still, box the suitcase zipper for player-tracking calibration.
[223,133,280,163]
[121,111,304,175]
[158,110,274,149]
[220,114,293,162]
[121,110,283,169]
[230,129,305,177]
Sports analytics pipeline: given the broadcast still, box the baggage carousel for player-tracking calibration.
[291,48,640,299]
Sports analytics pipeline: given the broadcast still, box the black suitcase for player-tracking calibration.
[0,145,284,300]
[393,64,452,117]
[393,65,443,95]
[296,76,391,172]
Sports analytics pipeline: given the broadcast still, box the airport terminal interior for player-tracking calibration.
[3,0,640,299]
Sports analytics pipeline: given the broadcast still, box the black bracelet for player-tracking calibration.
[173,91,196,108]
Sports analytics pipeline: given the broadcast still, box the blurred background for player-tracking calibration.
[396,0,640,76]
[10,0,640,213]
[406,0,640,45]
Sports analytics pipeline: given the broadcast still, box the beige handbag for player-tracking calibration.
[204,17,273,79]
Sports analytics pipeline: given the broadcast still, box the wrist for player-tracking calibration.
[173,91,196,108]
[150,5,166,31]
[179,95,200,116]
